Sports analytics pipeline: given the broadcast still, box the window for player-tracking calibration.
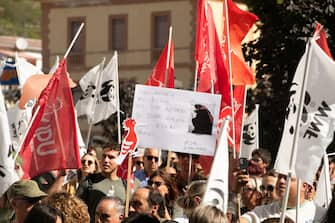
[67,17,85,66]
[151,12,171,62]
[109,15,127,51]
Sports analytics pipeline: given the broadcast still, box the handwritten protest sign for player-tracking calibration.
[132,85,221,156]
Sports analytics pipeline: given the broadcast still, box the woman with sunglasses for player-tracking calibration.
[80,153,100,179]
[64,153,100,195]
[148,169,179,219]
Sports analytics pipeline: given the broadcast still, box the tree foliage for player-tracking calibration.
[0,0,41,38]
[243,0,335,157]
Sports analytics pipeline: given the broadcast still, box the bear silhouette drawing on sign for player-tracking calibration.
[191,104,213,135]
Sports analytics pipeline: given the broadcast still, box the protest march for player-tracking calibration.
[1,1,335,223]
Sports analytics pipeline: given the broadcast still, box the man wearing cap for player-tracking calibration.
[8,180,47,223]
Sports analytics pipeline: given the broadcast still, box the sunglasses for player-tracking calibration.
[95,212,111,221]
[81,160,93,165]
[260,185,275,192]
[242,186,255,193]
[148,180,164,187]
[135,161,144,166]
[145,155,159,162]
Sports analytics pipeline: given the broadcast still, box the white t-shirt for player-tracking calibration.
[241,200,326,223]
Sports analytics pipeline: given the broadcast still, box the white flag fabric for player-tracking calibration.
[76,55,118,124]
[15,56,42,88]
[0,89,19,196]
[7,100,34,151]
[240,106,259,159]
[275,39,335,185]
[314,153,332,208]
[202,119,229,213]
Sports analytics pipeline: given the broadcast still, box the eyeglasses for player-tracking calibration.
[148,180,164,187]
[242,186,255,193]
[135,161,144,166]
[81,160,93,165]
[260,185,275,192]
[95,212,111,221]
[145,155,159,162]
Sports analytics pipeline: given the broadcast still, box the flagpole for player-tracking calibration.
[279,39,313,223]
[295,179,301,223]
[125,154,132,217]
[164,26,173,87]
[64,23,85,59]
[85,58,106,148]
[114,51,121,144]
[223,0,236,159]
[193,62,198,91]
[323,153,331,207]
[238,87,247,158]
[53,106,66,166]
[255,104,259,148]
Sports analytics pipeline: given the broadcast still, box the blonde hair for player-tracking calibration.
[189,205,227,223]
[176,180,207,217]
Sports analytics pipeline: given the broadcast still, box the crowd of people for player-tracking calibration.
[1,145,335,223]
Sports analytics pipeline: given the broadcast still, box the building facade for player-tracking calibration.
[39,0,196,89]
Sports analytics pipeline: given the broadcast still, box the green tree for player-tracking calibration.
[0,0,40,38]
[243,0,335,157]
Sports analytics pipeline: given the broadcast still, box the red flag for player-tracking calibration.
[222,0,258,85]
[196,1,218,92]
[219,85,246,153]
[146,41,174,88]
[314,23,333,60]
[19,60,81,179]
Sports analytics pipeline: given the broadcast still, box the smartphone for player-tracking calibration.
[239,158,249,173]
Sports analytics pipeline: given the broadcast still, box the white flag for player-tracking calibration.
[0,89,19,196]
[202,119,229,213]
[7,100,34,151]
[314,153,332,208]
[15,56,42,88]
[275,39,335,185]
[240,106,259,159]
[76,55,118,124]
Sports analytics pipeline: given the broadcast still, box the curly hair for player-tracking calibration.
[41,192,90,223]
